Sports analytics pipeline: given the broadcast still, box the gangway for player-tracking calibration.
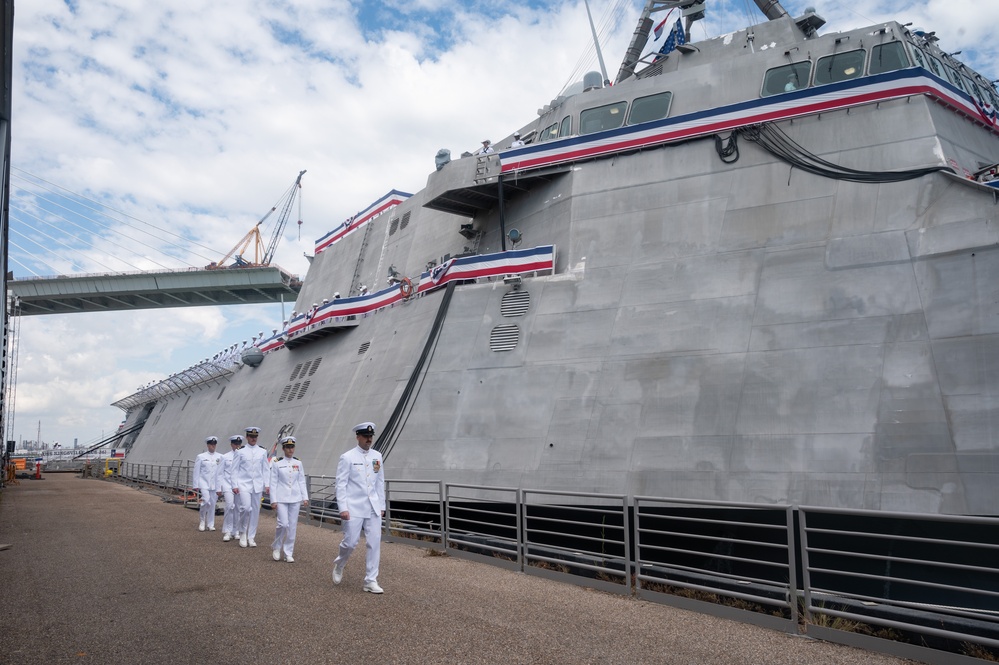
[72,421,146,460]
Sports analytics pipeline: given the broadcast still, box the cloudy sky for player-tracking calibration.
[8,0,999,449]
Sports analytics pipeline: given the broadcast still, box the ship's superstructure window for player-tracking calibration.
[538,122,559,142]
[580,101,628,135]
[761,62,811,97]
[869,42,908,75]
[926,54,944,78]
[907,43,927,70]
[814,50,866,85]
[963,76,986,106]
[627,91,673,124]
[945,65,966,92]
[559,115,572,137]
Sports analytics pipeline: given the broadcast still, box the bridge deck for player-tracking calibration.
[8,265,301,315]
[0,474,910,665]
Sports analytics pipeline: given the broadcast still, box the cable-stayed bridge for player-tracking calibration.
[7,168,306,316]
[8,265,302,316]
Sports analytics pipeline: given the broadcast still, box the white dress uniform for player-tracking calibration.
[230,438,270,546]
[193,445,224,531]
[219,439,242,540]
[269,453,308,561]
[332,439,385,585]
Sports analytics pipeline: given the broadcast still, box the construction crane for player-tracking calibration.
[210,170,306,269]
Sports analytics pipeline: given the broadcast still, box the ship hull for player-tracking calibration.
[117,18,999,516]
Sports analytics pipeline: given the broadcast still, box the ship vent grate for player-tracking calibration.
[500,290,530,317]
[400,211,411,230]
[279,380,312,403]
[307,357,323,375]
[489,324,520,352]
[296,380,311,400]
[358,341,370,355]
[389,217,400,236]
[289,362,304,381]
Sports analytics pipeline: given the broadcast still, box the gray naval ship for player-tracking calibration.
[113,0,999,517]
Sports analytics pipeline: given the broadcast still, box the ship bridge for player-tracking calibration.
[8,265,302,316]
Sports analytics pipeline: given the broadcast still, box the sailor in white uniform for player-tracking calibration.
[219,435,243,542]
[230,426,270,548]
[269,436,309,562]
[331,422,386,593]
[193,437,224,531]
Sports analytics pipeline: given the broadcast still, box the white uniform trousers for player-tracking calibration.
[333,514,382,583]
[235,490,263,541]
[271,502,301,557]
[199,489,218,528]
[221,488,237,535]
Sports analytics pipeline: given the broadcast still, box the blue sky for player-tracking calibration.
[9,0,999,448]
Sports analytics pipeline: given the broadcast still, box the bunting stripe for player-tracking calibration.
[500,68,998,174]
[257,245,556,353]
[314,190,412,254]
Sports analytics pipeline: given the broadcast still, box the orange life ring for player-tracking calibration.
[399,277,414,298]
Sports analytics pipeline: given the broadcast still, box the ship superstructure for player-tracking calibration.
[113,1,999,515]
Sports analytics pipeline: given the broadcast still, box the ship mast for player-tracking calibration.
[615,0,791,84]
[583,0,611,86]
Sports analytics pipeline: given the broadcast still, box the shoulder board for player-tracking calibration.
[293,456,300,460]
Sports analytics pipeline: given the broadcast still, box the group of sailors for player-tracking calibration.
[192,422,387,593]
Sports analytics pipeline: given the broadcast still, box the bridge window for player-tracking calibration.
[627,91,673,123]
[926,54,944,78]
[579,101,628,135]
[559,115,572,137]
[538,122,559,142]
[761,62,811,97]
[869,41,908,75]
[906,42,927,70]
[814,49,866,86]
[963,76,986,106]
[944,65,966,92]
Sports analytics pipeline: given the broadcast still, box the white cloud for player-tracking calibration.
[8,0,994,447]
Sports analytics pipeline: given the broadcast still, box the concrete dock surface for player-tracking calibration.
[0,474,917,665]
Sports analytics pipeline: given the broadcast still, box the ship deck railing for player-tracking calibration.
[109,465,999,664]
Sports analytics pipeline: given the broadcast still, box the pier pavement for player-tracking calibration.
[0,474,915,665]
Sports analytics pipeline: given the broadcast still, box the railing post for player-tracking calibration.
[623,494,633,594]
[798,507,812,626]
[516,487,527,572]
[786,504,799,627]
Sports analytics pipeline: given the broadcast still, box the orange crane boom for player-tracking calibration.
[209,170,306,269]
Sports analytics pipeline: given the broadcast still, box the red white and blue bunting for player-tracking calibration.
[500,67,999,175]
[314,189,412,255]
[258,244,556,353]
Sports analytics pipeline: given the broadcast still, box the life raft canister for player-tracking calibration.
[399,276,414,298]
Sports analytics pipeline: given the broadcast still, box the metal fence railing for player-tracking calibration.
[384,479,444,550]
[108,466,999,664]
[521,489,630,595]
[799,505,999,662]
[444,484,520,570]
[634,497,798,633]
[305,475,340,528]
